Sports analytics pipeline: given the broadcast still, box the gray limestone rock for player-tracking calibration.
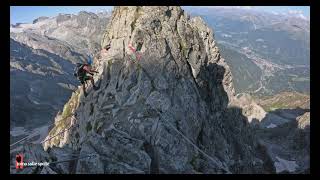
[22,6,278,174]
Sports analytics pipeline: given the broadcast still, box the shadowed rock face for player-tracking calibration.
[38,6,276,174]
[254,111,310,174]
[237,91,310,173]
[10,38,82,129]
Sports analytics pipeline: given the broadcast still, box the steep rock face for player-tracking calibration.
[43,6,273,174]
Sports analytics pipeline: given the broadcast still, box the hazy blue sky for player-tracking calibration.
[251,6,310,15]
[10,6,310,24]
[10,6,114,24]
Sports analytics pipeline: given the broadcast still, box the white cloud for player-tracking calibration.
[227,6,253,10]
[288,10,304,15]
[299,14,307,20]
[241,6,253,10]
[197,6,252,10]
[287,10,309,21]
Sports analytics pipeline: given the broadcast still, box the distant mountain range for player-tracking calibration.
[184,7,310,96]
[10,11,110,130]
[10,11,110,55]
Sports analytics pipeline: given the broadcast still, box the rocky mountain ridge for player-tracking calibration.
[17,6,273,174]
[10,6,309,174]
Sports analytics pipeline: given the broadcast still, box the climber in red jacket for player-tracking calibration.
[74,56,99,97]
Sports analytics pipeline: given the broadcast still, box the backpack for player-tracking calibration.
[73,63,85,77]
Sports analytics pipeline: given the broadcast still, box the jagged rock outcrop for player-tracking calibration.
[255,111,310,173]
[40,6,275,174]
[10,7,309,175]
[297,112,310,130]
[250,92,310,174]
[233,93,267,125]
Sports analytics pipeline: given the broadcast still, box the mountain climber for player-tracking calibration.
[74,55,99,97]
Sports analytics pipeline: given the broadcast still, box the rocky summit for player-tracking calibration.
[13,6,303,174]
